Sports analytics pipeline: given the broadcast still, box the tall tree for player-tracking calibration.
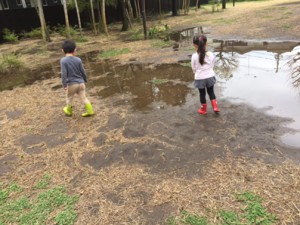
[96,0,103,32]
[195,0,199,10]
[62,0,71,38]
[101,0,108,34]
[172,0,178,16]
[74,0,83,35]
[90,0,97,34]
[127,0,134,22]
[140,0,147,39]
[36,0,51,42]
[158,0,162,20]
[222,0,226,9]
[135,0,140,18]
[120,0,130,31]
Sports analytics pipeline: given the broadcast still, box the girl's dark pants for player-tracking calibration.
[198,85,216,104]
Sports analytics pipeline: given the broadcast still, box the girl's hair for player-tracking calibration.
[193,35,207,65]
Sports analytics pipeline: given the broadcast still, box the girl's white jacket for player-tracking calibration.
[191,51,216,80]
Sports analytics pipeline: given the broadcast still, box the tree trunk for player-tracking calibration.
[62,0,71,38]
[140,0,147,39]
[36,0,50,42]
[136,0,140,17]
[222,0,226,9]
[90,0,97,34]
[120,0,129,31]
[127,0,134,21]
[172,0,178,16]
[96,0,103,32]
[74,0,82,36]
[101,0,108,34]
[195,0,199,11]
[133,0,139,19]
[158,0,161,20]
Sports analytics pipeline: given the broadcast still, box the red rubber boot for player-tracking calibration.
[198,104,207,115]
[211,99,220,113]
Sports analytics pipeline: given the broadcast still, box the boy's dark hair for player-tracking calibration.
[62,40,76,54]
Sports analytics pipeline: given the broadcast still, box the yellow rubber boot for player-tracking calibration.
[63,105,72,116]
[82,103,94,117]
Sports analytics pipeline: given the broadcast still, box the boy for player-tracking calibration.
[60,40,94,117]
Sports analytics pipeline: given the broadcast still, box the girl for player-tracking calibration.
[191,35,220,115]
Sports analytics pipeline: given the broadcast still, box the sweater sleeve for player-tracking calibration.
[60,59,68,87]
[191,53,197,74]
[79,60,87,83]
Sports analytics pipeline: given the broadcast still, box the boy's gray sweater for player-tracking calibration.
[60,56,87,87]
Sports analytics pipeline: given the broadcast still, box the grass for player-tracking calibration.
[22,28,42,39]
[236,192,277,225]
[151,39,175,48]
[166,191,277,225]
[180,61,192,68]
[2,28,18,42]
[99,48,131,59]
[0,53,23,73]
[128,29,144,41]
[150,78,168,85]
[212,18,236,25]
[0,175,79,225]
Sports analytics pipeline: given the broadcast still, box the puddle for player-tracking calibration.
[0,52,99,92]
[214,43,300,148]
[0,64,59,91]
[1,28,299,148]
[86,62,193,110]
[169,27,204,50]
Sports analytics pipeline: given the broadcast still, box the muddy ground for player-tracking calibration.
[1,0,300,224]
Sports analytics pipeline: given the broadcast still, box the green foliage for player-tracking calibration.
[166,210,210,225]
[2,28,18,42]
[235,0,266,1]
[148,24,170,39]
[0,54,23,73]
[99,48,131,59]
[236,192,277,225]
[180,62,192,68]
[60,26,79,37]
[53,25,88,42]
[150,78,168,85]
[74,35,88,43]
[0,177,79,225]
[151,39,175,48]
[180,210,210,225]
[218,210,242,225]
[210,0,221,13]
[34,174,52,189]
[166,192,277,225]
[22,28,42,39]
[54,208,77,225]
[129,29,144,41]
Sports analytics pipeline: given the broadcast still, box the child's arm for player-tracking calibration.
[79,60,87,83]
[60,60,68,88]
[191,53,197,74]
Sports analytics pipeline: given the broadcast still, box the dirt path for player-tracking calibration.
[1,0,300,224]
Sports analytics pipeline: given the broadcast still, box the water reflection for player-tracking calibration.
[219,48,300,147]
[86,61,193,110]
[287,46,300,88]
[169,27,204,50]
